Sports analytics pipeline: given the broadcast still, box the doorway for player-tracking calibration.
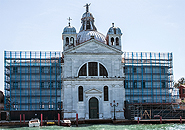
[89,97,99,119]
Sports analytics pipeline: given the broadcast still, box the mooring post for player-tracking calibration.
[58,113,60,126]
[23,114,25,124]
[180,116,182,124]
[41,113,43,126]
[76,113,78,127]
[20,114,21,126]
[160,116,162,124]
[137,117,139,124]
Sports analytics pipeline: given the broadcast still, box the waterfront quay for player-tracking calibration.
[0,118,185,127]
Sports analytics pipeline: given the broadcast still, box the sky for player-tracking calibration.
[0,0,185,92]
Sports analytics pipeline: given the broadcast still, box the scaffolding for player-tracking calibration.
[4,51,62,113]
[123,52,177,119]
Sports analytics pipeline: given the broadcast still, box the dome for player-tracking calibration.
[62,26,77,34]
[77,31,106,44]
[107,23,122,35]
[82,12,94,19]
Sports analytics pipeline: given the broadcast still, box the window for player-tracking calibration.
[40,102,44,109]
[162,82,165,88]
[49,102,54,109]
[124,67,127,73]
[57,82,61,88]
[78,62,108,77]
[161,68,165,73]
[13,66,18,73]
[111,37,114,45]
[142,67,145,73]
[133,67,136,73]
[70,37,74,45]
[58,102,63,110]
[48,82,53,88]
[116,37,119,45]
[41,67,44,73]
[99,64,108,76]
[183,89,185,94]
[78,63,87,76]
[40,82,44,88]
[142,81,145,88]
[133,81,137,88]
[124,80,128,88]
[66,37,69,45]
[104,86,108,101]
[88,62,98,76]
[78,86,83,101]
[86,20,90,29]
[13,82,18,88]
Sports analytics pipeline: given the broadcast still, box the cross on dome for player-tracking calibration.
[67,17,72,26]
[84,3,91,12]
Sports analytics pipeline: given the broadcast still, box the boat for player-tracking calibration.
[61,120,71,127]
[28,118,40,127]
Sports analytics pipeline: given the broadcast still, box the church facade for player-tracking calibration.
[62,4,125,119]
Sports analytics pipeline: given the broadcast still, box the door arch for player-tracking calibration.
[89,97,99,119]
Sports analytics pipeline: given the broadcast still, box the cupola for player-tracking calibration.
[62,17,77,51]
[106,23,122,50]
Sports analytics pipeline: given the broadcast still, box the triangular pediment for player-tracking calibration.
[64,39,122,54]
[85,88,102,94]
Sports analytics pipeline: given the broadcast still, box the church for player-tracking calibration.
[4,3,174,120]
[62,4,125,119]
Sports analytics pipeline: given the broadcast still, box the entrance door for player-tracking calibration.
[89,97,99,119]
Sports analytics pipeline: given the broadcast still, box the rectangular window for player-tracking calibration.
[124,80,128,88]
[49,102,54,109]
[142,81,145,88]
[48,82,53,88]
[40,102,44,109]
[183,89,185,94]
[13,82,18,88]
[133,67,136,73]
[40,82,44,88]
[133,100,138,103]
[142,67,145,73]
[88,62,98,76]
[161,68,165,73]
[124,67,127,73]
[133,81,137,88]
[57,102,62,110]
[104,86,108,101]
[13,66,18,73]
[41,67,44,73]
[162,82,165,88]
[57,82,61,88]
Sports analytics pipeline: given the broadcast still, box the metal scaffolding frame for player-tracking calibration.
[123,52,173,104]
[4,51,62,112]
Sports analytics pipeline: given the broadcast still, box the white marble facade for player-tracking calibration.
[61,4,125,119]
[62,40,125,119]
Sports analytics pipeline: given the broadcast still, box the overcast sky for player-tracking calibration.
[0,0,185,92]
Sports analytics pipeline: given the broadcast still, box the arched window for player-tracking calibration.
[66,37,69,45]
[70,37,74,45]
[116,37,119,46]
[78,63,87,76]
[99,64,108,76]
[78,86,83,101]
[111,37,114,45]
[78,62,108,77]
[104,86,108,101]
[86,20,90,30]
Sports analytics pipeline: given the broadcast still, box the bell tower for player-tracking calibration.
[106,23,122,50]
[62,17,77,51]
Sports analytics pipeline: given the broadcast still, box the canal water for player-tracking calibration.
[0,124,185,130]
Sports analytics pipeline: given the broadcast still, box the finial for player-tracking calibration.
[67,17,72,26]
[112,23,114,27]
[84,3,91,12]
